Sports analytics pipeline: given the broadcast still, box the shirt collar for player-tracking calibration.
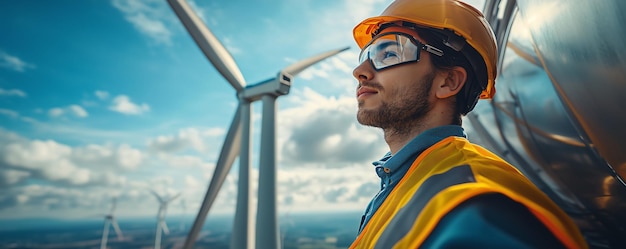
[372,125,467,179]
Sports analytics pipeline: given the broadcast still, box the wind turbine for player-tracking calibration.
[179,198,187,232]
[151,191,181,249]
[166,0,349,248]
[100,197,123,249]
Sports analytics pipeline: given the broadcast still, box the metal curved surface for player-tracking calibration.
[495,33,626,247]
[513,0,626,247]
[466,0,626,248]
[516,0,626,179]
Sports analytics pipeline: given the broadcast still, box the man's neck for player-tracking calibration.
[383,109,454,154]
[383,124,426,155]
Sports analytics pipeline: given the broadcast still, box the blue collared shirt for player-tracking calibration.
[357,125,466,234]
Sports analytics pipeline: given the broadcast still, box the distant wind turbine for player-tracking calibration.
[166,0,349,248]
[100,197,123,249]
[151,191,181,249]
[179,198,187,232]
[280,210,295,247]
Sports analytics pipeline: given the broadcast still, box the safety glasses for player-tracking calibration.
[358,32,444,71]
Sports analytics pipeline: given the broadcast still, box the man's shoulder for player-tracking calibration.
[422,193,568,249]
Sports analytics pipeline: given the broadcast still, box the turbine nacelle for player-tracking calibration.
[241,72,293,102]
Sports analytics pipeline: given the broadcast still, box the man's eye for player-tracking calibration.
[383,51,398,59]
[380,50,400,64]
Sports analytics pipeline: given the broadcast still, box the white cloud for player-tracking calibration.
[0,130,144,187]
[298,66,330,80]
[184,175,201,189]
[0,109,19,119]
[109,95,150,115]
[0,110,38,124]
[115,144,144,169]
[0,88,27,97]
[2,139,91,185]
[276,165,378,212]
[111,0,173,45]
[72,143,144,171]
[48,105,89,118]
[147,127,225,154]
[0,184,115,214]
[20,117,37,124]
[0,169,31,187]
[95,90,109,100]
[127,13,172,44]
[68,105,88,118]
[328,56,353,75]
[159,154,215,170]
[48,108,64,118]
[0,51,35,72]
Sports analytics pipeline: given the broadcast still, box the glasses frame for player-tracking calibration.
[359,31,444,71]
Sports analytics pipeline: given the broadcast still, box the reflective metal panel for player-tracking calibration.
[516,0,626,179]
[467,1,626,248]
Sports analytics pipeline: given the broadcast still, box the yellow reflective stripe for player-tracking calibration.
[392,136,487,248]
[396,183,495,248]
[350,137,459,249]
[374,165,475,248]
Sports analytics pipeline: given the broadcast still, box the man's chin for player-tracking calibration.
[357,111,381,128]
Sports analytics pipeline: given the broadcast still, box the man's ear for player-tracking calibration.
[435,66,467,99]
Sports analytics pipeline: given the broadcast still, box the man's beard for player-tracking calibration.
[357,70,435,131]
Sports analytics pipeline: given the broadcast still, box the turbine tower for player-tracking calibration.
[100,197,123,249]
[166,0,349,248]
[179,198,187,232]
[152,191,181,249]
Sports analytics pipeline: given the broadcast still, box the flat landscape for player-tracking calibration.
[0,211,361,249]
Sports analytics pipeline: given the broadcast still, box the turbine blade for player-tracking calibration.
[111,218,124,240]
[162,221,170,235]
[281,47,349,77]
[151,190,164,203]
[167,0,246,91]
[110,197,117,214]
[169,192,182,202]
[183,104,242,249]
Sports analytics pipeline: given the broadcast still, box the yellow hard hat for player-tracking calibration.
[353,0,497,100]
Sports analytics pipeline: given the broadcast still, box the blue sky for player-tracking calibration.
[0,0,484,220]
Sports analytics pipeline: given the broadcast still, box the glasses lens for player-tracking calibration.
[359,33,420,70]
[358,49,368,65]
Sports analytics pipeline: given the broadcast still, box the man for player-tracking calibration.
[350,0,588,248]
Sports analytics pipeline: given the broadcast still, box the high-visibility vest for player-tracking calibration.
[350,136,587,249]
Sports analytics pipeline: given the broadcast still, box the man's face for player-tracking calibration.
[353,26,437,129]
